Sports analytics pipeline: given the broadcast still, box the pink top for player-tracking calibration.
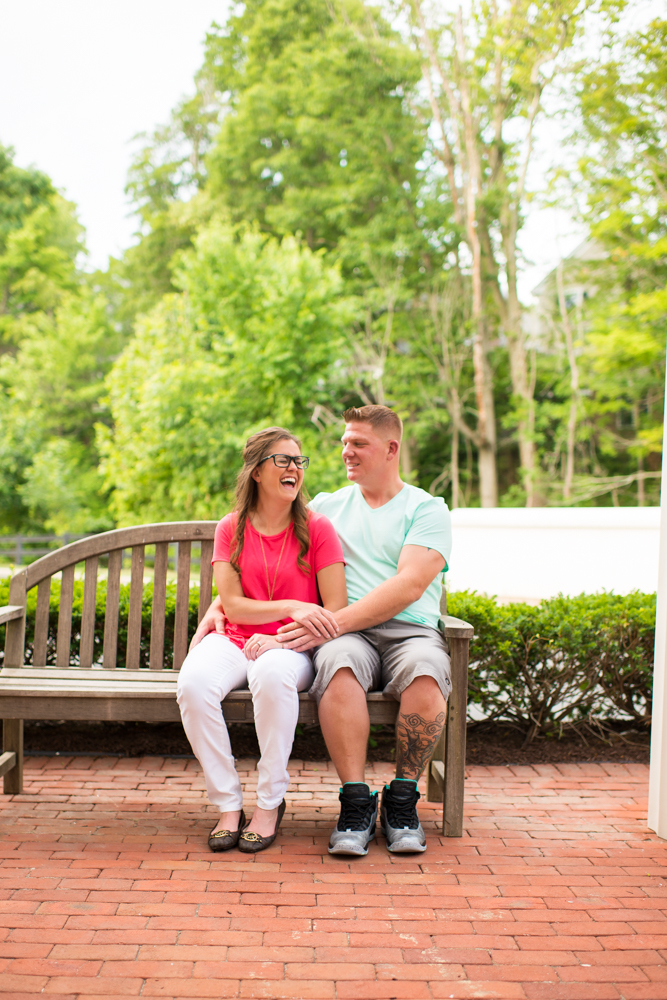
[211,511,345,649]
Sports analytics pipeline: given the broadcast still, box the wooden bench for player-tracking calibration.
[0,522,473,836]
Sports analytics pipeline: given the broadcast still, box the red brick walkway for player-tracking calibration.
[0,757,665,1000]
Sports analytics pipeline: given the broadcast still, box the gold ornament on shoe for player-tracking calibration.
[211,829,233,839]
[240,831,262,842]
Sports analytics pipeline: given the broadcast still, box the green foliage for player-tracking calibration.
[203,0,423,260]
[447,589,655,740]
[0,145,82,347]
[0,5,664,524]
[532,15,667,504]
[100,223,353,523]
[0,185,84,345]
[0,290,123,533]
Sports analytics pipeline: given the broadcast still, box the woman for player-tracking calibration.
[177,427,346,853]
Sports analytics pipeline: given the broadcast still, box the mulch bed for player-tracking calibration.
[23,718,650,765]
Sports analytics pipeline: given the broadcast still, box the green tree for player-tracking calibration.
[534,16,667,505]
[0,145,83,347]
[100,223,353,524]
[398,0,621,506]
[0,290,122,532]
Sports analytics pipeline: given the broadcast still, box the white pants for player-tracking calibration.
[176,633,313,811]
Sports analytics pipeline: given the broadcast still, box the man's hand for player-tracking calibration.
[189,596,226,651]
[275,620,323,652]
[288,602,340,640]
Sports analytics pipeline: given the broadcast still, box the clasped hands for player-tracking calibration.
[244,605,339,658]
[189,599,341,654]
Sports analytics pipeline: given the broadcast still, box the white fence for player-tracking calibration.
[447,506,660,602]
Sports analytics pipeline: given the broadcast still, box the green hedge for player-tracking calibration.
[448,590,655,739]
[0,578,656,738]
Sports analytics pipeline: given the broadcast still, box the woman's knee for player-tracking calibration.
[248,649,299,696]
[177,636,243,708]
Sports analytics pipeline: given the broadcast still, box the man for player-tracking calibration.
[193,405,452,856]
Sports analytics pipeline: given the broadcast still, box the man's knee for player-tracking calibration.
[399,673,447,710]
[320,666,366,706]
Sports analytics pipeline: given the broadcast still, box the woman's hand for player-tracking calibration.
[288,602,340,640]
[243,634,282,661]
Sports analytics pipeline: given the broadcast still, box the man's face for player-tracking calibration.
[341,421,392,483]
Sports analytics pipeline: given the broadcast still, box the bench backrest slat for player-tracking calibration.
[79,557,99,668]
[33,577,52,666]
[173,542,192,670]
[103,549,123,669]
[126,546,145,670]
[198,539,214,623]
[149,542,169,669]
[56,565,75,667]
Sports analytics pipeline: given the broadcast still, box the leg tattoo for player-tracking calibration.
[396,711,446,780]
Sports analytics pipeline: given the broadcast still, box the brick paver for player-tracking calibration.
[0,755,663,998]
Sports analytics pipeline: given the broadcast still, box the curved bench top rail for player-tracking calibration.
[22,522,218,590]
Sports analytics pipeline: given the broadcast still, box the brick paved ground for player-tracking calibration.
[0,756,665,1000]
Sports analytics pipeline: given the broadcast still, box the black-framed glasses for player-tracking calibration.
[257,453,310,470]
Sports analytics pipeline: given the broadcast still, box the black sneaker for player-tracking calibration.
[380,779,427,853]
[328,782,378,856]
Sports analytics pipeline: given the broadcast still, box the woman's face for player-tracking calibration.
[252,437,305,503]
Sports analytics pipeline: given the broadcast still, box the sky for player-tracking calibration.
[0,2,226,266]
[0,0,586,302]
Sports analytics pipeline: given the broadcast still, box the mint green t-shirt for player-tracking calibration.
[308,483,452,629]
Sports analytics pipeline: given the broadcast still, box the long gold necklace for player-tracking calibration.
[257,525,290,601]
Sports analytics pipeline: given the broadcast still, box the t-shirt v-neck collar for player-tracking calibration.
[355,482,406,512]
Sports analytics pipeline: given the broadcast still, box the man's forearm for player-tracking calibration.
[333,574,423,634]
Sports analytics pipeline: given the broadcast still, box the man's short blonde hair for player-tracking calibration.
[342,405,403,440]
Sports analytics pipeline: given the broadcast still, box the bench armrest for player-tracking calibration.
[439,615,474,639]
[0,606,23,626]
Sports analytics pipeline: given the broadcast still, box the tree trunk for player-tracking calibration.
[473,318,498,507]
[557,261,580,503]
[451,422,460,509]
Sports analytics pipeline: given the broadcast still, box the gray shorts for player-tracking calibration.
[309,618,451,705]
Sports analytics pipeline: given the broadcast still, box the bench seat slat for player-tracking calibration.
[1,667,179,680]
[0,688,398,726]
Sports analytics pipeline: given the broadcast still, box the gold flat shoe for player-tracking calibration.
[238,800,286,853]
[208,809,246,852]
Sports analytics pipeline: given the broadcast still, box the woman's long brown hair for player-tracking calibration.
[230,427,311,576]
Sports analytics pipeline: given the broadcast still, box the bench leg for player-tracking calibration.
[442,637,468,837]
[3,720,23,794]
[426,725,446,802]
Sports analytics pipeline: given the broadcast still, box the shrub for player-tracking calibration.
[0,579,656,742]
[448,590,655,742]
